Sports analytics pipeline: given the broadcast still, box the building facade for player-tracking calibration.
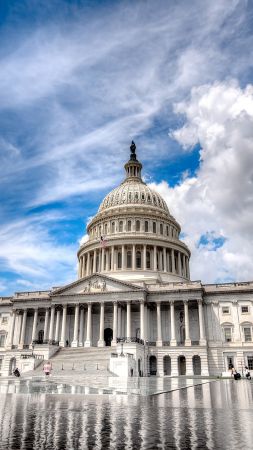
[0,144,253,377]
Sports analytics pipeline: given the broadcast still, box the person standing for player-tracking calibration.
[43,361,52,377]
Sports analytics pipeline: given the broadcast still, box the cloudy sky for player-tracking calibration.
[0,0,253,295]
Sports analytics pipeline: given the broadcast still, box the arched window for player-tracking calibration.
[145,221,149,232]
[111,222,115,233]
[119,221,123,232]
[117,251,122,269]
[136,251,142,269]
[127,220,132,232]
[127,251,132,268]
[146,251,151,269]
[136,220,140,232]
[160,224,163,235]
[153,222,156,233]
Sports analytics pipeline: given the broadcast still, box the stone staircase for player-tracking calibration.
[31,346,114,376]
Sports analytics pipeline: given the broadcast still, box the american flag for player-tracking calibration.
[100,236,108,247]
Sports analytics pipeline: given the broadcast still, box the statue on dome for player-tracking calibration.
[130,140,137,161]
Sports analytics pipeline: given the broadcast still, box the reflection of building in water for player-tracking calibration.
[0,382,252,448]
[1,143,253,377]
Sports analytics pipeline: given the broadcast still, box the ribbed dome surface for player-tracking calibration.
[98,179,170,214]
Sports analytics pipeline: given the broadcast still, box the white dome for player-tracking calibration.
[98,179,169,214]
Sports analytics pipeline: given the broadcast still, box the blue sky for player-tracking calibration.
[1,0,253,295]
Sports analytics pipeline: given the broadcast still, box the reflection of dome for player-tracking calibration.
[78,142,191,284]
[98,180,169,214]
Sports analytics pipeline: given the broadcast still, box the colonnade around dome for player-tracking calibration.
[78,244,190,279]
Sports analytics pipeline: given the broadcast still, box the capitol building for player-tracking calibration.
[0,143,253,378]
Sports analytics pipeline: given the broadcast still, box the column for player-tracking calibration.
[7,310,17,349]
[163,248,167,272]
[98,250,102,272]
[143,245,147,270]
[111,246,115,271]
[93,249,97,273]
[18,309,27,349]
[106,250,109,271]
[98,302,105,347]
[82,256,86,277]
[30,308,38,347]
[118,305,122,339]
[86,252,90,276]
[198,299,207,345]
[178,252,182,276]
[171,249,175,273]
[122,245,125,269]
[153,245,157,271]
[101,248,105,271]
[140,301,145,341]
[59,304,67,347]
[182,254,186,278]
[170,301,177,346]
[43,308,49,342]
[85,303,92,347]
[48,306,55,343]
[78,307,84,346]
[145,304,148,341]
[156,302,163,346]
[159,250,163,271]
[78,258,82,278]
[127,302,131,339]
[132,244,136,270]
[72,304,79,347]
[112,302,118,345]
[54,309,61,342]
[184,301,191,346]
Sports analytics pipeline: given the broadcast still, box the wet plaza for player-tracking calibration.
[0,378,252,449]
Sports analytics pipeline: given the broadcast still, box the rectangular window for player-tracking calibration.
[1,317,8,324]
[244,328,252,342]
[0,335,5,347]
[241,306,249,314]
[0,359,2,371]
[224,328,232,342]
[247,357,253,370]
[222,306,230,315]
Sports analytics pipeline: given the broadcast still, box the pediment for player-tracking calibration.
[51,274,144,296]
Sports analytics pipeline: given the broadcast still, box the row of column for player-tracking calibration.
[79,245,190,278]
[7,300,206,349]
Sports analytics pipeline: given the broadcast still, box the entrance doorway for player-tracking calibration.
[193,355,201,375]
[38,330,44,343]
[178,355,186,375]
[104,328,113,346]
[149,356,157,376]
[163,355,171,375]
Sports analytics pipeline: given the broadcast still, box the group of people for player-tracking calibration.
[229,363,251,380]
[12,361,52,377]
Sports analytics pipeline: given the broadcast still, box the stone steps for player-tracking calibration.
[31,346,114,376]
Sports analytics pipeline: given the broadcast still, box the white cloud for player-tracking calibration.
[151,80,253,283]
